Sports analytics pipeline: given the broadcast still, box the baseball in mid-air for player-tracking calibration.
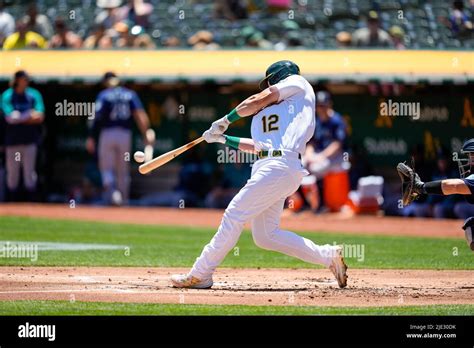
[134,151,145,163]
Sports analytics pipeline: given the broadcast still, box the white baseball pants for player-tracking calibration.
[190,156,338,279]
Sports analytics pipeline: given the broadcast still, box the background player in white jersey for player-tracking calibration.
[171,61,348,289]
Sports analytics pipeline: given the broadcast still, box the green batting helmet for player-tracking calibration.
[259,60,300,90]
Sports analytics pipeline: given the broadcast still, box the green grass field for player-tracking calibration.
[0,216,472,316]
[1,301,473,316]
[0,216,472,269]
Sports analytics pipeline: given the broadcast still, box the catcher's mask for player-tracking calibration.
[456,138,474,178]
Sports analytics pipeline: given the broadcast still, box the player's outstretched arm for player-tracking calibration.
[233,86,279,117]
[412,178,471,196]
[439,179,471,195]
[208,87,280,135]
[398,161,472,206]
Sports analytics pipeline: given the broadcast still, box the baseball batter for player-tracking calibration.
[171,60,348,289]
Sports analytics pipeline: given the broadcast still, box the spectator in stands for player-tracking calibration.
[240,26,273,48]
[49,18,83,49]
[266,0,292,14]
[116,0,153,28]
[336,31,352,48]
[113,21,132,46]
[84,23,113,49]
[389,25,406,49]
[1,70,45,201]
[95,0,123,29]
[214,0,248,21]
[163,35,181,47]
[188,30,220,50]
[23,3,53,39]
[113,21,155,48]
[274,31,303,50]
[352,11,392,47]
[286,31,304,48]
[0,1,14,46]
[3,18,47,50]
[274,21,303,50]
[131,26,155,48]
[448,0,473,37]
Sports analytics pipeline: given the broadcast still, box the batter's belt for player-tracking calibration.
[258,149,302,160]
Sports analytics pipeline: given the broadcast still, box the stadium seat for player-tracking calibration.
[3,0,471,49]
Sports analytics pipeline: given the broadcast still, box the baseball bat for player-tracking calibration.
[138,136,204,174]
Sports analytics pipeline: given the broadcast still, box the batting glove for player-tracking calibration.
[203,130,225,144]
[209,116,230,135]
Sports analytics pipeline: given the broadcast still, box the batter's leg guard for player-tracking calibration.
[461,217,474,251]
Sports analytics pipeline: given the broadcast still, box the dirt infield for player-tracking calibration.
[0,267,473,307]
[0,203,464,239]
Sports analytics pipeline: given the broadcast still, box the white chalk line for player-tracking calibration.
[0,289,164,294]
[0,241,128,251]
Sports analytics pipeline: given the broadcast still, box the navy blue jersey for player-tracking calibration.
[312,111,347,152]
[93,87,144,132]
[463,174,474,204]
[1,87,44,146]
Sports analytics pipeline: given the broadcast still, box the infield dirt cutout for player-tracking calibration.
[0,267,473,307]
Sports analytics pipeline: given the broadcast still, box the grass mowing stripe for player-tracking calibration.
[0,300,473,316]
[0,216,472,269]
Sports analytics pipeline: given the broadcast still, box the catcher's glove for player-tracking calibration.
[397,161,425,206]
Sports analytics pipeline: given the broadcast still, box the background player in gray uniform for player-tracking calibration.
[86,72,154,205]
[1,70,44,201]
[398,138,474,251]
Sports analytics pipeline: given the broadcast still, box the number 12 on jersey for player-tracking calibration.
[262,114,279,133]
